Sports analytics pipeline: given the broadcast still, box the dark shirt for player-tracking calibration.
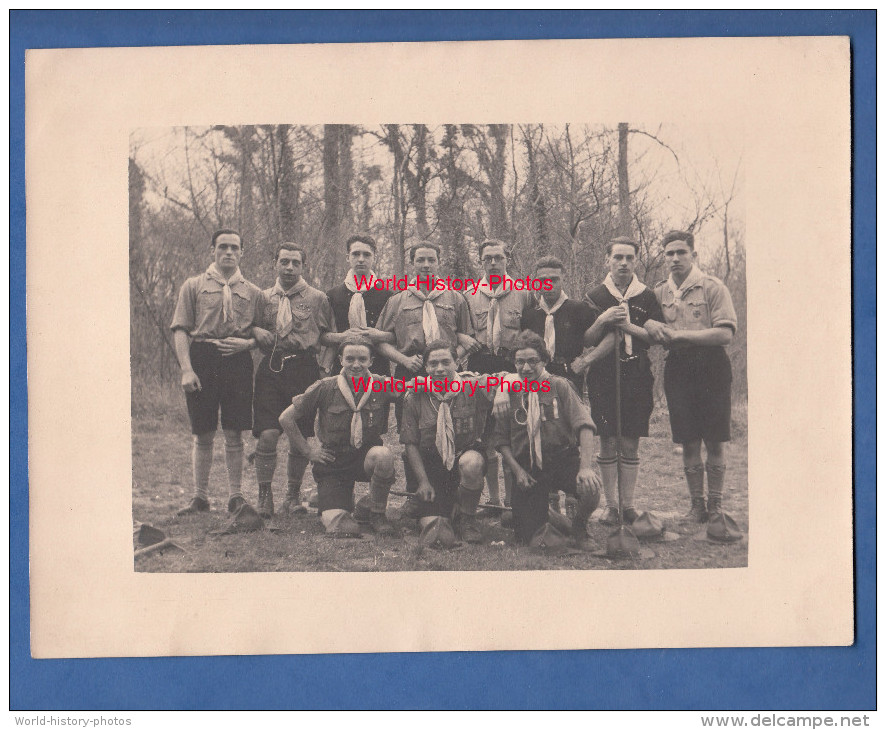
[326,283,394,375]
[520,298,598,363]
[583,284,663,375]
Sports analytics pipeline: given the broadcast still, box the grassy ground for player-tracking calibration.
[132,382,748,573]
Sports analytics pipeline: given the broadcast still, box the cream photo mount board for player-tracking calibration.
[27,36,852,659]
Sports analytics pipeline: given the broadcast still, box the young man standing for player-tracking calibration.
[251,243,335,518]
[493,331,602,545]
[644,230,738,522]
[399,341,497,544]
[375,242,478,384]
[520,256,598,394]
[583,237,663,525]
[375,242,479,502]
[170,229,262,515]
[464,239,534,511]
[279,337,398,537]
[323,234,395,376]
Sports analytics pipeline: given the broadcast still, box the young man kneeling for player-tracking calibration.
[279,337,398,537]
[400,341,498,544]
[493,331,603,545]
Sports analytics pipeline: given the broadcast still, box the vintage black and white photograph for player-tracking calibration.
[129,121,748,572]
[28,37,852,658]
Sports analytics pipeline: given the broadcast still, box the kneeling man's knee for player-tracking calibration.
[458,451,485,485]
[367,445,395,478]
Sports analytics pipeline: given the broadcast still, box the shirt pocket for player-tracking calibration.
[681,289,710,329]
[196,287,223,318]
[435,302,457,331]
[539,395,561,423]
[502,307,522,331]
[451,403,475,437]
[363,398,387,434]
[289,304,315,333]
[325,401,355,442]
[232,292,253,322]
[474,306,489,331]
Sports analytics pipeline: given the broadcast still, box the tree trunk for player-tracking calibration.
[321,125,354,284]
[238,126,256,245]
[487,124,509,238]
[277,124,300,242]
[617,122,631,237]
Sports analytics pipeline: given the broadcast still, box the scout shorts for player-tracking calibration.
[252,352,320,437]
[185,341,253,435]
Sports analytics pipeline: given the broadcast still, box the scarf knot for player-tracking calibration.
[336,373,373,448]
[206,264,243,323]
[272,278,308,337]
[538,291,568,358]
[478,277,509,352]
[602,273,646,355]
[408,286,444,344]
[345,269,377,328]
[432,375,460,470]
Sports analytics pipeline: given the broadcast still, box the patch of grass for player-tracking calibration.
[132,394,749,573]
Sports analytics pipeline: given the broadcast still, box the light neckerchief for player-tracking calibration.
[336,372,373,448]
[477,277,509,353]
[667,265,702,300]
[430,374,461,470]
[407,284,444,344]
[603,273,647,355]
[526,369,549,469]
[206,264,244,323]
[345,269,377,328]
[272,278,308,337]
[538,291,568,358]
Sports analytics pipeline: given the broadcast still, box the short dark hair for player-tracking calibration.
[275,242,306,264]
[606,236,640,255]
[408,241,441,262]
[662,230,695,250]
[534,255,564,272]
[478,239,508,260]
[422,339,459,367]
[337,334,374,357]
[513,330,551,363]
[211,229,242,248]
[346,234,377,254]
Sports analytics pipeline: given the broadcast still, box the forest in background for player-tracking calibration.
[129,123,746,400]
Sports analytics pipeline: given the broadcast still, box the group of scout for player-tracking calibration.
[170,227,737,548]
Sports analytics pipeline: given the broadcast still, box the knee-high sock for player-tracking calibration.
[485,452,501,504]
[456,482,483,517]
[620,455,640,510]
[193,438,214,501]
[705,462,726,502]
[286,451,308,499]
[502,465,514,507]
[254,448,277,488]
[224,440,244,498]
[684,463,705,501]
[597,454,618,508]
[369,466,396,514]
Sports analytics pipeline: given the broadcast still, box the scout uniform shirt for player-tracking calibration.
[257,280,334,354]
[493,374,596,463]
[520,298,598,366]
[399,375,495,454]
[289,373,395,453]
[652,265,738,344]
[465,281,535,358]
[375,288,475,356]
[171,268,261,340]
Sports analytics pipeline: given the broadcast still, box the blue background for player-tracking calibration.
[10,10,875,710]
